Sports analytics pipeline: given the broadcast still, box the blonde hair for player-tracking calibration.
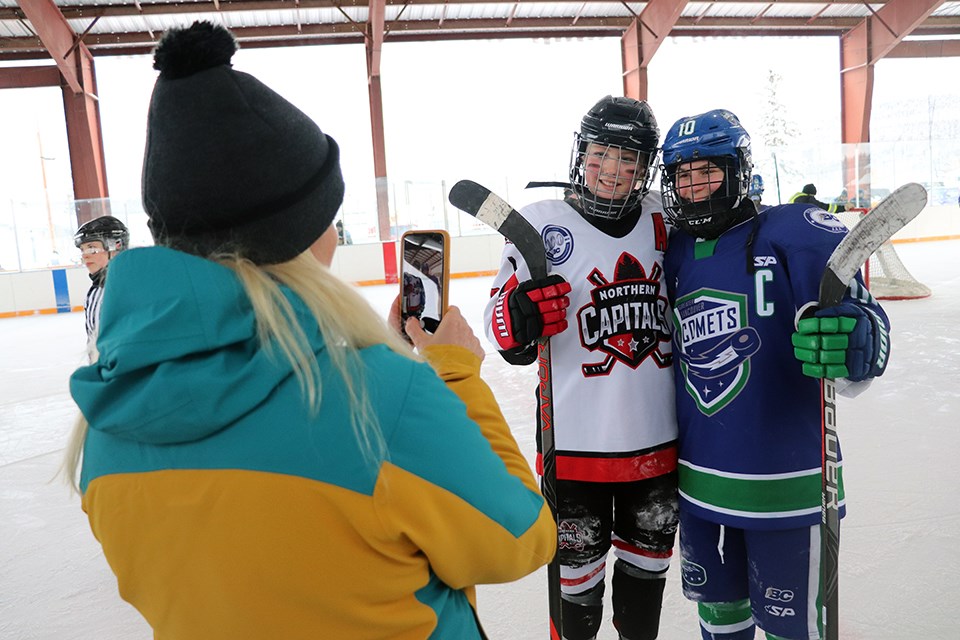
[63,249,414,491]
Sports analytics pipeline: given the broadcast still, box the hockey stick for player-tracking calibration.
[817,182,927,639]
[525,180,570,190]
[448,179,563,640]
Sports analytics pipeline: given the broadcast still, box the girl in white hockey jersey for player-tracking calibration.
[483,96,678,640]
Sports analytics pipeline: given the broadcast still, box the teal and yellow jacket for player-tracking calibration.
[71,247,556,640]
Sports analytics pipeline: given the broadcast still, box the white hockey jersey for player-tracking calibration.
[483,194,678,483]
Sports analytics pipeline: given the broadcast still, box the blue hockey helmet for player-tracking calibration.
[569,96,660,220]
[660,109,753,238]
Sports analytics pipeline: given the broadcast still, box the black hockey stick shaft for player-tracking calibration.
[816,182,926,640]
[448,179,563,640]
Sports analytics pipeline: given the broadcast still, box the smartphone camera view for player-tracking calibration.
[401,230,449,338]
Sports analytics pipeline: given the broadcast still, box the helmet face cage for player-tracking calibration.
[74,216,130,253]
[659,109,753,238]
[569,135,657,220]
[661,154,750,237]
[569,96,660,220]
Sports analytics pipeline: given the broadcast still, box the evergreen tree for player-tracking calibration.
[756,69,802,203]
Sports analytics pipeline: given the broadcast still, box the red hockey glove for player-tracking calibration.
[491,275,572,351]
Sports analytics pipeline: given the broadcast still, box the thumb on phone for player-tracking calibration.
[404,316,429,349]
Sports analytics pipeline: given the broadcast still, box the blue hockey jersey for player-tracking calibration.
[664,204,890,530]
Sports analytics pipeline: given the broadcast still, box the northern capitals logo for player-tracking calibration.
[558,521,585,551]
[576,252,671,376]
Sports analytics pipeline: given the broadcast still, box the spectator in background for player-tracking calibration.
[835,188,849,208]
[73,215,129,359]
[336,219,352,245]
[788,183,846,213]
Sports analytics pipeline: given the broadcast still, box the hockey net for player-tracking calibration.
[838,208,932,300]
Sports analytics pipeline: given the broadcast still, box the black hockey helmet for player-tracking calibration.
[569,96,660,220]
[74,216,130,252]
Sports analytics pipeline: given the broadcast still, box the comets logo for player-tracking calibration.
[680,559,707,587]
[673,289,761,415]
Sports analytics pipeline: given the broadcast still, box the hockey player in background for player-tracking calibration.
[659,109,891,640]
[483,95,678,640]
[748,174,767,210]
[73,215,129,358]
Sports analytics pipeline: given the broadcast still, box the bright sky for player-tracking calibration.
[0,36,955,224]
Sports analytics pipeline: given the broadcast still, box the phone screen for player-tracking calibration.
[401,231,446,335]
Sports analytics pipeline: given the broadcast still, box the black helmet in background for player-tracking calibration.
[74,216,130,253]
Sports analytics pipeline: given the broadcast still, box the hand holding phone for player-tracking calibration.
[403,306,485,360]
[400,230,450,340]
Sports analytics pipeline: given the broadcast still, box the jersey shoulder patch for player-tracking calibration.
[802,208,847,234]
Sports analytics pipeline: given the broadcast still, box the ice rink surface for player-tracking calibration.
[1,239,957,639]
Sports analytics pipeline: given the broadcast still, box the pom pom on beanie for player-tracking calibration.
[142,21,344,265]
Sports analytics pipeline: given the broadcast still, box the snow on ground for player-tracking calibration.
[1,240,957,639]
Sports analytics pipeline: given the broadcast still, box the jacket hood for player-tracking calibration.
[70,246,315,444]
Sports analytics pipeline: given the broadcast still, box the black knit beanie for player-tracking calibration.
[142,22,344,265]
[802,183,817,196]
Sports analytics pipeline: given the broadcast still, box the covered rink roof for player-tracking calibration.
[0,0,956,238]
[0,0,959,59]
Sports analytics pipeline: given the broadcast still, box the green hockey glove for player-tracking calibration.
[791,303,889,381]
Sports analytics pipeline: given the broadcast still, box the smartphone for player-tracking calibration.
[400,229,450,338]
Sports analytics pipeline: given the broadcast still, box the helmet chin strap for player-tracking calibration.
[579,191,631,219]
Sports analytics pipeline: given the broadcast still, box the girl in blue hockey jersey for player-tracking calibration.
[659,109,891,640]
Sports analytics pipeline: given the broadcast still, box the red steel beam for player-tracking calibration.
[366,0,393,244]
[867,0,944,64]
[839,0,943,208]
[840,0,944,145]
[886,38,960,58]
[622,0,690,100]
[62,52,110,205]
[16,0,109,202]
[16,0,84,93]
[840,24,872,145]
[0,65,61,89]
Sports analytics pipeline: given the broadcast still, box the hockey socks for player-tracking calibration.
[697,599,755,640]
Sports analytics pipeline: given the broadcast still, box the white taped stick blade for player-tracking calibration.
[476,193,513,229]
[835,209,932,300]
[448,179,549,279]
[820,183,928,307]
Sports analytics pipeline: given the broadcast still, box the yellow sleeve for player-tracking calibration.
[373,345,556,590]
[421,345,544,497]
